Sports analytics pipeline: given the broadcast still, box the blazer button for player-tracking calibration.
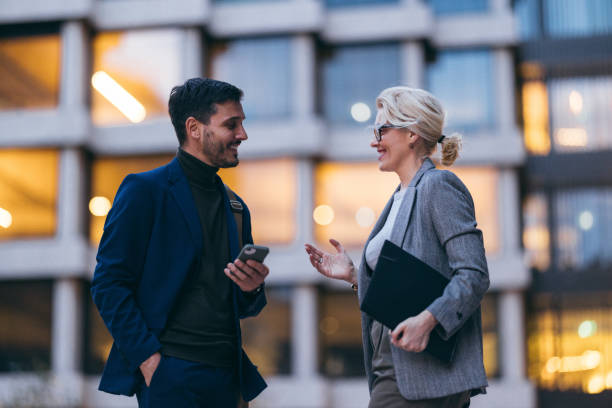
[456,311,463,320]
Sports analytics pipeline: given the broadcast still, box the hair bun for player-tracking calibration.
[440,132,462,166]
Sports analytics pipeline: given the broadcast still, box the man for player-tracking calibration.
[91,78,268,408]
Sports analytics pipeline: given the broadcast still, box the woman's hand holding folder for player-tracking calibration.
[389,309,438,353]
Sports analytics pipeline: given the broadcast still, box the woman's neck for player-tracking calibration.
[397,154,425,188]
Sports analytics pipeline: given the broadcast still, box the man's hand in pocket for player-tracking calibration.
[140,352,161,387]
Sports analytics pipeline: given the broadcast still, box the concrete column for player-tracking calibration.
[292,35,315,119]
[493,48,516,131]
[499,291,526,380]
[59,21,88,110]
[401,41,425,88]
[292,285,318,378]
[53,147,86,383]
[52,278,83,374]
[296,159,315,245]
[57,149,87,240]
[182,27,203,80]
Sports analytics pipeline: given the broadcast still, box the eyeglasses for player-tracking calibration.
[371,123,413,142]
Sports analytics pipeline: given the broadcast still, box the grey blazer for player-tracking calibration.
[358,158,490,400]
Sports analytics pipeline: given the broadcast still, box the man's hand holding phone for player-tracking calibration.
[224,244,270,293]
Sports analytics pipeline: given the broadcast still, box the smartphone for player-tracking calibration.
[237,244,269,264]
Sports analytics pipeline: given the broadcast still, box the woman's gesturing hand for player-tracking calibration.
[304,239,357,285]
[390,310,438,353]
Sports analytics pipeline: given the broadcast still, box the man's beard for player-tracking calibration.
[202,130,240,168]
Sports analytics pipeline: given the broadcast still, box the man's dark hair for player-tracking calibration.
[168,78,243,145]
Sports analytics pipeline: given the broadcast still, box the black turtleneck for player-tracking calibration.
[159,148,236,368]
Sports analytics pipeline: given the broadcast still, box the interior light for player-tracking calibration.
[313,205,335,226]
[0,207,12,229]
[522,81,550,155]
[569,90,583,115]
[605,371,612,388]
[350,102,371,123]
[578,211,594,231]
[555,128,587,147]
[92,71,147,123]
[582,350,601,370]
[523,226,550,250]
[355,206,375,228]
[89,196,112,217]
[587,375,605,394]
[578,320,597,338]
[545,356,560,373]
[544,350,601,373]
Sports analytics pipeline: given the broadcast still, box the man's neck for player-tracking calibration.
[180,145,215,168]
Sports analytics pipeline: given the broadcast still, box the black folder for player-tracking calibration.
[360,240,458,363]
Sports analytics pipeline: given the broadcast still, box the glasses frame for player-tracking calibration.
[372,123,414,142]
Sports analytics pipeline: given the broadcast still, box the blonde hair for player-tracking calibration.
[375,86,462,166]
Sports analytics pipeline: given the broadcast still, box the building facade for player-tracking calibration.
[0,0,533,407]
[516,0,612,407]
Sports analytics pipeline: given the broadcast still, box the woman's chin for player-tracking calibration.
[378,161,393,172]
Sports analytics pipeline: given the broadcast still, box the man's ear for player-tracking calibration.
[185,117,202,142]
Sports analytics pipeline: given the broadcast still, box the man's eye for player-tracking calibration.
[226,123,236,130]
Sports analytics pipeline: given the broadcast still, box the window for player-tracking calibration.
[320,43,400,125]
[482,294,499,378]
[241,286,292,376]
[89,155,173,245]
[523,193,551,272]
[325,0,398,8]
[515,0,542,40]
[427,49,495,132]
[522,79,551,155]
[0,149,59,240]
[0,27,60,110]
[528,292,612,395]
[313,162,499,254]
[314,162,398,250]
[549,76,612,154]
[555,188,612,272]
[516,0,612,40]
[210,37,291,120]
[91,29,182,126]
[219,159,297,245]
[0,280,52,372]
[318,288,364,377]
[428,0,488,15]
[451,167,500,255]
[543,0,612,38]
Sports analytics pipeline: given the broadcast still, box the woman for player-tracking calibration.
[305,87,489,408]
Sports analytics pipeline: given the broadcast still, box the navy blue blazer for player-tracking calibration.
[91,157,267,401]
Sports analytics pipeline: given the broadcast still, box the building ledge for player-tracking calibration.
[322,2,432,43]
[0,108,89,148]
[210,0,322,37]
[92,0,209,30]
[433,11,518,48]
[0,237,90,278]
[0,0,91,24]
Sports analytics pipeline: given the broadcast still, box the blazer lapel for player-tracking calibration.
[167,158,203,252]
[389,158,435,248]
